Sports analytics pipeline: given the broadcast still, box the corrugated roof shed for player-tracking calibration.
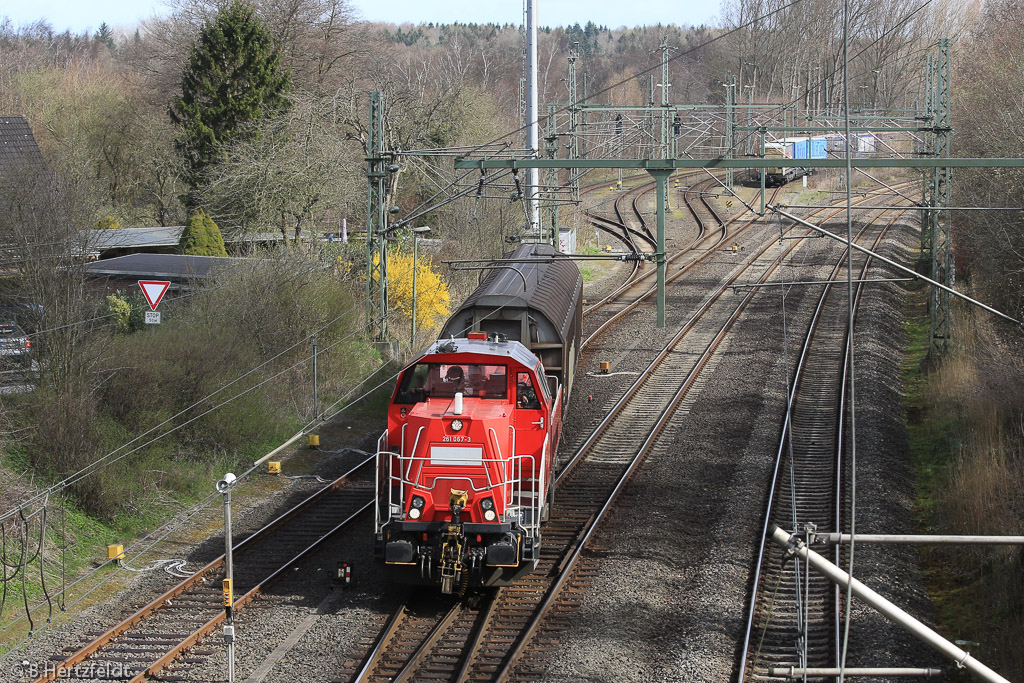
[85,226,186,250]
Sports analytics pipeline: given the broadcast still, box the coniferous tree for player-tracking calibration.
[95,22,115,52]
[170,1,290,207]
[180,209,228,256]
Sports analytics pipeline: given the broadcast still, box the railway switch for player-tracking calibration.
[267,461,281,475]
[106,544,124,563]
[599,361,610,374]
[307,434,320,448]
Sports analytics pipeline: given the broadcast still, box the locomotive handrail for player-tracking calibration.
[403,425,427,483]
[388,454,534,494]
[378,448,540,533]
[374,431,386,531]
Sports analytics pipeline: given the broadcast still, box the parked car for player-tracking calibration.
[0,322,32,366]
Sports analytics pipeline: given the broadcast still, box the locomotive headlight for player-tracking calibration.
[450,419,464,432]
[409,495,425,519]
[480,497,496,521]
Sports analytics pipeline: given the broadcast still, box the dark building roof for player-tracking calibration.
[85,253,249,282]
[81,227,294,255]
[0,116,47,177]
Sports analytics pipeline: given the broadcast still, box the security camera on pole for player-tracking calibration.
[217,473,237,682]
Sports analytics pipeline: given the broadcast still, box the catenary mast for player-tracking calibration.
[526,0,541,240]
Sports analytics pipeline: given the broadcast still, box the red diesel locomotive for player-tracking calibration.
[374,243,582,593]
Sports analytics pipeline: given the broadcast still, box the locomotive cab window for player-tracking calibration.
[395,363,430,404]
[516,372,541,410]
[397,363,507,402]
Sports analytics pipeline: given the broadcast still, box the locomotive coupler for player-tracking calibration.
[439,489,469,594]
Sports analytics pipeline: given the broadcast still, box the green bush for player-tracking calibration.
[17,252,375,520]
[179,209,228,256]
[106,290,146,334]
[95,216,123,230]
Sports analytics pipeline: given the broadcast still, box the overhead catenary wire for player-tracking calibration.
[386,1,807,233]
[0,297,367,523]
[0,280,533,654]
[839,0,857,676]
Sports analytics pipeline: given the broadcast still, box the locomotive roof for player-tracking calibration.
[452,242,582,343]
[418,337,539,369]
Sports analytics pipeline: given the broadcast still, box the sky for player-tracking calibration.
[2,0,723,35]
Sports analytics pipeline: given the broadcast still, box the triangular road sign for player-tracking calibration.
[138,281,171,311]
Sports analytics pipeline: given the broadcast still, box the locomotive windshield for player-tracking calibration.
[395,363,508,404]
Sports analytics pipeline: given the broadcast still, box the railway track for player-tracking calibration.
[581,177,777,346]
[738,201,914,681]
[344,184,906,683]
[29,179,919,683]
[33,457,376,683]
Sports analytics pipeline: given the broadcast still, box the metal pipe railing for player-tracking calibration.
[769,525,1010,683]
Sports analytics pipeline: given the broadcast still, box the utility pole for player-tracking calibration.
[929,38,953,358]
[658,37,674,210]
[519,77,527,138]
[525,0,540,238]
[218,473,237,683]
[544,105,560,243]
[920,56,934,256]
[581,72,589,159]
[568,44,581,210]
[312,337,318,420]
[365,92,388,341]
[725,78,736,190]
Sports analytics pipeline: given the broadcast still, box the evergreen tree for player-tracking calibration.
[95,22,115,51]
[180,209,228,256]
[170,1,290,205]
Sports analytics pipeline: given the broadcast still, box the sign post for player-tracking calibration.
[138,281,171,326]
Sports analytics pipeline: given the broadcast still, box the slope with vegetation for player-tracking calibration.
[0,0,1018,670]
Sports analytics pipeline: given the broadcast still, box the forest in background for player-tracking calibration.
[1,0,1023,674]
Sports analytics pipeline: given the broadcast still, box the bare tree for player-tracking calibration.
[205,92,361,241]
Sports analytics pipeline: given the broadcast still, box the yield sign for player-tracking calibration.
[138,281,171,311]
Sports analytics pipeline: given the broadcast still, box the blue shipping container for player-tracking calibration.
[810,137,828,159]
[792,138,810,159]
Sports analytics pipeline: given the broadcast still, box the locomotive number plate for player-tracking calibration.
[442,435,470,443]
[431,445,482,465]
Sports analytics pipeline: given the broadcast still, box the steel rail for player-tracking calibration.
[631,182,655,242]
[573,181,917,471]
[390,600,464,682]
[134,500,374,682]
[737,200,912,681]
[351,601,407,682]
[34,455,376,683]
[453,588,503,682]
[494,185,836,681]
[579,179,757,349]
[582,172,721,316]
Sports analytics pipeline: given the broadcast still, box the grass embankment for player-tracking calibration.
[902,283,1024,680]
[0,253,388,652]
